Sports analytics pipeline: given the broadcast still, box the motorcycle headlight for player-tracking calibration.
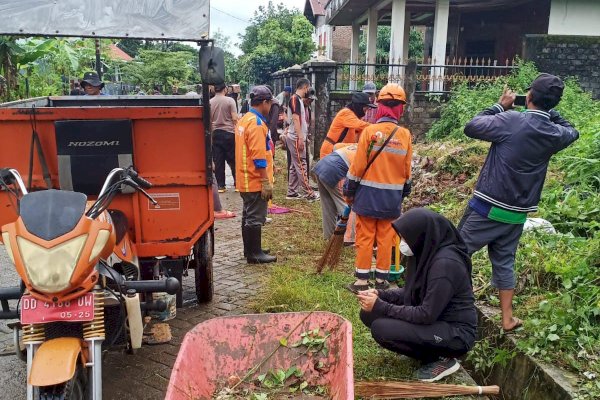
[1,232,15,264]
[89,230,111,262]
[17,235,88,293]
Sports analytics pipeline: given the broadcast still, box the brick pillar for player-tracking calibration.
[403,60,417,129]
[303,57,337,160]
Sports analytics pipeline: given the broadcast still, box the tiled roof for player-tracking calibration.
[109,44,133,62]
[307,0,326,16]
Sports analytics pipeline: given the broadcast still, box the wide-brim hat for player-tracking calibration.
[81,72,104,88]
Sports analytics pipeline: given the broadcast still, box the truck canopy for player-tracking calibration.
[0,0,210,41]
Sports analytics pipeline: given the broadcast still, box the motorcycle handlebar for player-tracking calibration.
[0,168,13,183]
[122,277,180,295]
[127,169,153,189]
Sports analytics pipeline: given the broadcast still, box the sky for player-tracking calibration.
[210,0,307,56]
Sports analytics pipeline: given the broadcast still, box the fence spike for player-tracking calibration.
[512,57,516,66]
[446,56,450,65]
[452,56,456,65]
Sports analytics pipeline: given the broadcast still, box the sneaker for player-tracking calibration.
[265,217,273,223]
[345,282,370,294]
[286,193,303,200]
[218,187,226,193]
[415,358,460,382]
[374,280,390,290]
[305,192,320,202]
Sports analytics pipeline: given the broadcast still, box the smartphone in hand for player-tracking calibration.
[514,95,526,107]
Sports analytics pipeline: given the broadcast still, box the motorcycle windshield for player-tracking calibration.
[20,190,87,241]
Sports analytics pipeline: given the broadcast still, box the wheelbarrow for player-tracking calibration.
[165,312,354,399]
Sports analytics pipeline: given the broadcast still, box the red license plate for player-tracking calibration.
[20,293,95,325]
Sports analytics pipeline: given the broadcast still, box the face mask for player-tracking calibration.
[399,238,414,256]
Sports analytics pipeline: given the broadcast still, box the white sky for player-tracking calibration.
[210,0,307,56]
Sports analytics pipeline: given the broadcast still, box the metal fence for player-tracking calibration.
[330,57,518,93]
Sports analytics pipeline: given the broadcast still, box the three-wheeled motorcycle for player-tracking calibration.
[0,1,225,398]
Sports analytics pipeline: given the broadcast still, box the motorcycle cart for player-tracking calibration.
[165,312,355,400]
[0,95,215,305]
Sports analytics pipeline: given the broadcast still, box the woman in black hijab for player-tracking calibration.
[356,208,477,382]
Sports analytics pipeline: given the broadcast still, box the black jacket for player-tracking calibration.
[464,104,579,212]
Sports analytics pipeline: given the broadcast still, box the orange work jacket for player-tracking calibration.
[235,109,274,193]
[319,108,370,159]
[345,121,412,219]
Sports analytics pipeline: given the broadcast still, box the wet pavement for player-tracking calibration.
[0,189,261,399]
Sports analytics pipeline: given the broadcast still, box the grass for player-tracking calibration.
[250,150,480,397]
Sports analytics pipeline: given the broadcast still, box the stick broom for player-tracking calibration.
[317,205,351,273]
[355,380,500,399]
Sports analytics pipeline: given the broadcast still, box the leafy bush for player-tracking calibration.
[423,61,600,395]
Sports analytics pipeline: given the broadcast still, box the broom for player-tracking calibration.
[355,381,500,399]
[317,205,351,273]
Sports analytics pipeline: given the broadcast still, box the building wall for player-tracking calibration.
[549,0,600,36]
[523,34,600,99]
[408,94,444,139]
[332,26,352,62]
[456,1,550,63]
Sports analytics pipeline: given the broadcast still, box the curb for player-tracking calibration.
[465,304,577,400]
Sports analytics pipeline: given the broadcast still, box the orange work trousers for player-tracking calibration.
[354,215,396,281]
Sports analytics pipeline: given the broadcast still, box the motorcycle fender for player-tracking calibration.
[29,337,84,387]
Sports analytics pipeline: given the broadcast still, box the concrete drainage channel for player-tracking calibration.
[464,305,577,400]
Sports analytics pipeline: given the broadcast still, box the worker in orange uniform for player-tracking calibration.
[319,92,375,159]
[235,85,277,264]
[343,83,412,292]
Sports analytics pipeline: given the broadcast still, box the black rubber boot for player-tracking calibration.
[245,225,276,264]
[242,220,270,257]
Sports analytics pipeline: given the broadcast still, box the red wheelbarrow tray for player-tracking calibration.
[165,311,354,400]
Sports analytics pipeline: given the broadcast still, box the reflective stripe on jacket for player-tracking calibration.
[235,109,274,193]
[313,144,357,188]
[319,108,370,158]
[344,122,412,219]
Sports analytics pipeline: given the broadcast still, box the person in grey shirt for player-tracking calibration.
[210,82,239,192]
[458,73,579,332]
[285,78,319,201]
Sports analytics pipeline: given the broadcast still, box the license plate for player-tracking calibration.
[20,293,95,324]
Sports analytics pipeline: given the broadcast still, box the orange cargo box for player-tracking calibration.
[0,96,213,258]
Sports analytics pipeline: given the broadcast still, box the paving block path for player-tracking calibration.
[0,191,262,400]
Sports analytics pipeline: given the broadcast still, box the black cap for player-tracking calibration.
[81,72,104,88]
[250,85,273,102]
[352,92,377,108]
[527,73,564,98]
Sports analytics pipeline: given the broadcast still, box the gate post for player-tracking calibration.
[303,57,337,160]
[403,60,417,128]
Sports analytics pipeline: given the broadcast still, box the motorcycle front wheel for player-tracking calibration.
[38,363,87,400]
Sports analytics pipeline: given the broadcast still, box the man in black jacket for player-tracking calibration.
[458,73,579,332]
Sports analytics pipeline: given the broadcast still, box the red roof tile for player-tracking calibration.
[109,44,133,62]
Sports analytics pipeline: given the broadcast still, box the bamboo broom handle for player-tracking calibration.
[473,385,500,395]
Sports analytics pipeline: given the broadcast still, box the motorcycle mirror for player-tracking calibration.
[199,45,225,86]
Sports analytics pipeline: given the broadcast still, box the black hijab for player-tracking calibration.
[347,103,366,119]
[392,208,472,307]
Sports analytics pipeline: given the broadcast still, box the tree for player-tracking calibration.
[359,26,424,62]
[238,1,315,84]
[213,29,241,85]
[120,50,196,89]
